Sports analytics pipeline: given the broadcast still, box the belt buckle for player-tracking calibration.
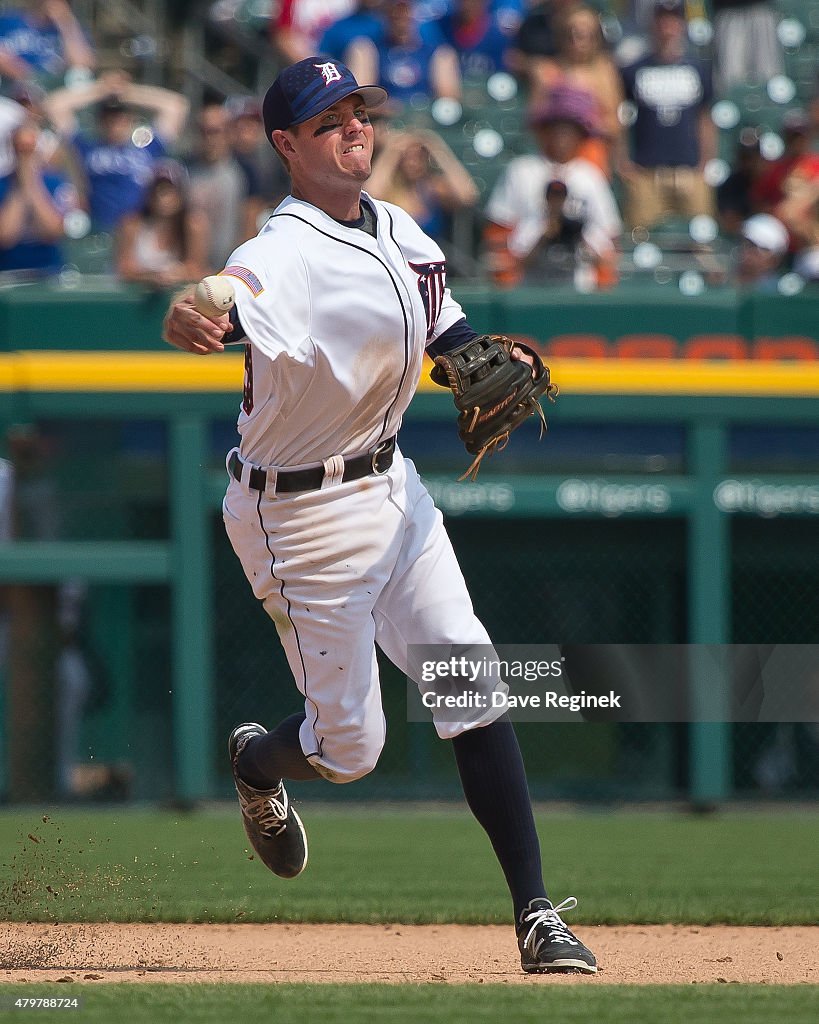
[371,439,391,475]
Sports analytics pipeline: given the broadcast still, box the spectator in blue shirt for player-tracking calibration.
[437,0,510,78]
[0,0,95,86]
[416,0,524,33]
[0,119,78,274]
[618,0,716,228]
[347,0,461,106]
[317,0,385,63]
[45,72,189,232]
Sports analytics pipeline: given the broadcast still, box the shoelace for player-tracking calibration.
[521,896,581,954]
[242,788,289,837]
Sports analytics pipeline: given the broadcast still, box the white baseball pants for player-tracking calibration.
[222,448,505,782]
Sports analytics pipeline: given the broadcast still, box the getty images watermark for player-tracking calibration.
[406,644,819,724]
[419,654,621,713]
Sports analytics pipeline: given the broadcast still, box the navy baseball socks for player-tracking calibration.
[228,722,309,878]
[451,716,597,974]
[235,711,320,784]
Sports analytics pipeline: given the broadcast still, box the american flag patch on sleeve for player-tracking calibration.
[221,266,264,296]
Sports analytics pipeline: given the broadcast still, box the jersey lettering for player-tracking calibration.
[409,260,446,341]
[242,343,254,415]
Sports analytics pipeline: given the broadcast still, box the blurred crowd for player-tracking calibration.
[0,0,816,292]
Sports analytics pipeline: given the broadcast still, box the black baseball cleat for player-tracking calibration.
[517,896,598,974]
[228,723,308,879]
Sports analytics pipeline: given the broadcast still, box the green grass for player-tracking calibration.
[0,807,815,925]
[0,985,817,1024]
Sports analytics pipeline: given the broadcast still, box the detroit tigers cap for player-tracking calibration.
[262,57,388,141]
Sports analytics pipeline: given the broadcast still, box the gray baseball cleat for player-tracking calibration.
[228,722,308,879]
[517,896,597,974]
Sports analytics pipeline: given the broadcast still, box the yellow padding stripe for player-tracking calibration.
[2,352,244,392]
[0,352,818,395]
[541,359,819,396]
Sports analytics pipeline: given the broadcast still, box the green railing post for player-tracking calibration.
[688,422,731,805]
[169,416,214,801]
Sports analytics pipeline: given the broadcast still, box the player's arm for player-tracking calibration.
[427,318,477,357]
[174,243,308,361]
[428,319,535,372]
[164,249,288,355]
[226,305,247,343]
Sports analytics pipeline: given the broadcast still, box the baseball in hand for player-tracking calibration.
[193,276,235,318]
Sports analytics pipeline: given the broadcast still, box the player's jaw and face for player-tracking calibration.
[275,95,375,219]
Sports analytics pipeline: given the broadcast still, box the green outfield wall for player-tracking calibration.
[0,286,817,807]
[0,281,817,358]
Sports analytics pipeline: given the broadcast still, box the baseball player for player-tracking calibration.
[163,57,596,975]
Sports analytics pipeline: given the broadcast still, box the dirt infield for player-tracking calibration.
[0,924,815,985]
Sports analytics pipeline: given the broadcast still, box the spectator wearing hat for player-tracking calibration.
[45,72,189,232]
[736,213,788,291]
[0,117,79,274]
[116,160,209,288]
[0,0,95,87]
[484,83,621,287]
[618,0,716,228]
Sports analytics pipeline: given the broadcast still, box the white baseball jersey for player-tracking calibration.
[222,191,465,468]
[220,191,506,783]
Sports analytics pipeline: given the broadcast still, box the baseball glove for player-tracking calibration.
[430,334,558,480]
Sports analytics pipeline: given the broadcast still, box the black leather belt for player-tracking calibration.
[229,436,396,494]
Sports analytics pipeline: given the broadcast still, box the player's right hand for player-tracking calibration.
[163,291,232,355]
